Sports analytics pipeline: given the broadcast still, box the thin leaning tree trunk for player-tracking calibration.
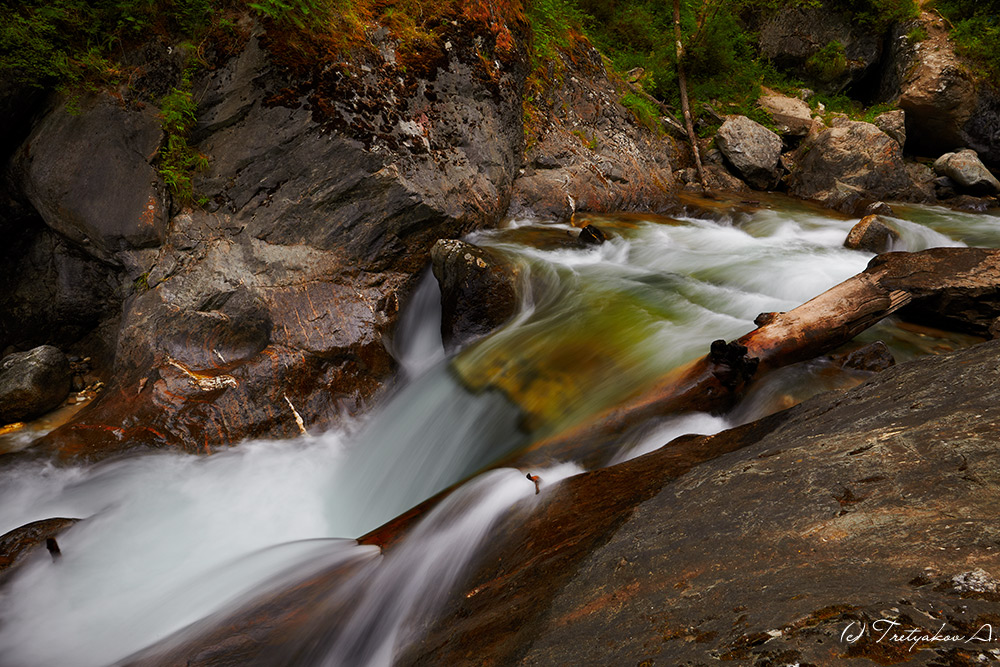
[673,0,706,187]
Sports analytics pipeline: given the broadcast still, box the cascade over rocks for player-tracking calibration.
[714,115,783,190]
[9,9,533,460]
[401,337,1000,667]
[509,41,675,220]
[0,345,71,423]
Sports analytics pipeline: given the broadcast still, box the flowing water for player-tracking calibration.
[0,196,993,666]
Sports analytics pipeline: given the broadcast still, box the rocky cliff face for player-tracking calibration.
[0,4,684,460]
[3,5,533,459]
[510,41,676,220]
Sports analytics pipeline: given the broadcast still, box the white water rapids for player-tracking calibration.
[0,199,995,666]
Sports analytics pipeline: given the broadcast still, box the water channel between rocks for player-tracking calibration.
[0,197,996,666]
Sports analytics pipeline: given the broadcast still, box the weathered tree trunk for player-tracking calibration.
[674,0,706,187]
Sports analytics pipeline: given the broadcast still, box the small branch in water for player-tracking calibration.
[284,394,307,436]
[46,538,61,560]
[526,473,541,495]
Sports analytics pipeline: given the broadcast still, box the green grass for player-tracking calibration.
[620,92,663,135]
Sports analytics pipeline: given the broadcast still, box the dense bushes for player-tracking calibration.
[933,0,1000,80]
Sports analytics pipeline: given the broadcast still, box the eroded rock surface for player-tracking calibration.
[788,119,921,212]
[933,149,1000,196]
[403,338,1000,666]
[844,214,899,253]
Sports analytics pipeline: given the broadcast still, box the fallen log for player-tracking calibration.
[506,247,1000,469]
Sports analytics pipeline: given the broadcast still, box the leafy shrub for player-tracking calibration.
[159,81,208,204]
[620,92,662,134]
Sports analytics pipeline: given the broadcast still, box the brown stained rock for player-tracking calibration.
[844,214,900,253]
[577,224,606,245]
[0,517,79,582]
[715,115,783,190]
[431,239,520,352]
[401,338,1000,667]
[896,9,977,157]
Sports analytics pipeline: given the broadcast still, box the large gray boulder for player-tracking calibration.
[788,119,917,212]
[715,116,783,190]
[0,345,71,423]
[756,2,882,93]
[14,95,169,264]
[933,149,1000,196]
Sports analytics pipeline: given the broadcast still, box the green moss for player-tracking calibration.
[906,24,928,42]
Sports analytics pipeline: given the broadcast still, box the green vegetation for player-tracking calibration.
[933,0,1000,80]
[620,92,663,134]
[906,24,928,42]
[158,76,209,204]
[806,40,847,82]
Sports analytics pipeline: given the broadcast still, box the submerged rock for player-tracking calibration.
[0,345,71,423]
[430,239,520,352]
[715,115,783,190]
[577,224,606,245]
[835,340,895,372]
[933,149,1000,196]
[844,214,899,253]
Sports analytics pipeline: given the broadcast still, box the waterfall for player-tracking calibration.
[0,200,987,667]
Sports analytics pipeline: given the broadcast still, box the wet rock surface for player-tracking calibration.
[715,115,783,190]
[0,517,79,583]
[430,239,520,352]
[844,214,899,253]
[402,337,1000,666]
[0,346,71,423]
